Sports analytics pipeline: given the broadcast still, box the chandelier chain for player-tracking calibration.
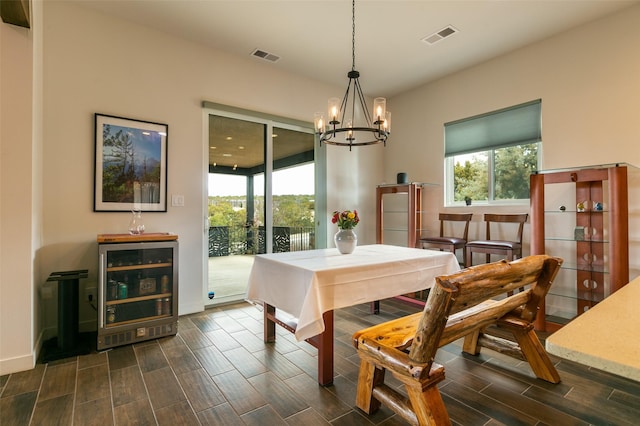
[351,0,356,71]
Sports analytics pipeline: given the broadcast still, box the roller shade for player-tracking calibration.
[445,99,541,157]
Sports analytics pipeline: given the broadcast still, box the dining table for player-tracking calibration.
[245,244,460,385]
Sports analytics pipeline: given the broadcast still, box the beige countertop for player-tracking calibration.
[546,275,640,382]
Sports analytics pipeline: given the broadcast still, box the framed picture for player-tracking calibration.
[94,113,168,212]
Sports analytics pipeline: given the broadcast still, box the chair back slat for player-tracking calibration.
[484,213,528,243]
[438,213,473,240]
[407,278,457,365]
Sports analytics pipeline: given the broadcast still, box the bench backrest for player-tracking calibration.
[407,255,562,367]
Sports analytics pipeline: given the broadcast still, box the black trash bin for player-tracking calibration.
[41,269,92,362]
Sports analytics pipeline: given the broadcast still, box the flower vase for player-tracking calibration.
[128,210,145,235]
[334,229,357,254]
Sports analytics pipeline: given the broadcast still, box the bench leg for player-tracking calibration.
[406,380,452,426]
[512,327,561,383]
[462,329,481,355]
[355,360,384,414]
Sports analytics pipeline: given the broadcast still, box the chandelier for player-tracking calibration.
[314,0,390,149]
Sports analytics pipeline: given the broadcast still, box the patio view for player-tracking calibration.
[207,169,315,303]
[206,114,315,304]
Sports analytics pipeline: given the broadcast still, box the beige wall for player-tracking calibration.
[0,15,36,373]
[386,4,640,264]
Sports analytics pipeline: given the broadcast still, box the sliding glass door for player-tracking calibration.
[204,108,316,306]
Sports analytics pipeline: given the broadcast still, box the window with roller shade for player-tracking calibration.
[444,99,541,206]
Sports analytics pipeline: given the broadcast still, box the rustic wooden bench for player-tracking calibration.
[352,255,563,425]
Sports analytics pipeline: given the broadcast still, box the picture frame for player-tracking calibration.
[94,113,168,212]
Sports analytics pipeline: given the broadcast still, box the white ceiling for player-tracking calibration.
[78,0,638,98]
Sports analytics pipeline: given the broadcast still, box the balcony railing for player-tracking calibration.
[208,225,315,257]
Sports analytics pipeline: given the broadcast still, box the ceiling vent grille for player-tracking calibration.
[251,48,280,63]
[421,25,458,45]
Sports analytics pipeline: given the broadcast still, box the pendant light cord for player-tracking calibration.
[351,0,356,72]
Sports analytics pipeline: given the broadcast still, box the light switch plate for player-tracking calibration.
[171,194,184,206]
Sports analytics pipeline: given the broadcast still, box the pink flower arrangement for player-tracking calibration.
[332,209,360,230]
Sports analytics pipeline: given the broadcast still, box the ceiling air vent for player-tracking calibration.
[251,48,280,63]
[421,25,459,45]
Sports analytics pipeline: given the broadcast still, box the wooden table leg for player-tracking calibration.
[264,303,276,343]
[264,303,334,386]
[306,310,334,386]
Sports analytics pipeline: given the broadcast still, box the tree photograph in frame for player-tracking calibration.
[94,114,168,212]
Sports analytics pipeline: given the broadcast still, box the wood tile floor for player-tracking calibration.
[2,299,640,425]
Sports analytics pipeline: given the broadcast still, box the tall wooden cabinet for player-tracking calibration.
[376,183,424,248]
[530,164,633,331]
[97,233,179,350]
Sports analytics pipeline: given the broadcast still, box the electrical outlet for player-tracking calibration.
[85,287,97,302]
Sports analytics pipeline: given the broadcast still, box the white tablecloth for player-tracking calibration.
[246,244,460,341]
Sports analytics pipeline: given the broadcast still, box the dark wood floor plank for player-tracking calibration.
[197,401,244,425]
[248,371,309,418]
[609,388,640,411]
[178,326,213,350]
[0,391,38,425]
[283,348,321,382]
[442,381,538,426]
[161,337,202,376]
[190,314,221,333]
[177,368,226,412]
[284,407,332,425]
[565,383,640,425]
[235,314,264,334]
[439,390,491,426]
[222,346,268,378]
[1,363,45,397]
[76,362,110,404]
[229,329,271,353]
[73,396,113,426]
[0,373,9,391]
[445,355,530,394]
[154,399,199,425]
[283,372,352,422]
[211,369,266,415]
[113,397,157,425]
[192,345,235,377]
[134,342,169,373]
[30,393,73,426]
[211,314,245,334]
[38,362,77,402]
[77,352,107,370]
[205,328,242,352]
[524,382,630,425]
[240,404,288,425]
[557,358,640,396]
[143,366,186,410]
[107,344,137,371]
[110,365,147,407]
[252,346,304,381]
[481,382,588,426]
[271,333,305,355]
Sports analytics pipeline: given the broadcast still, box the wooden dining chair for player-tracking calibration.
[465,213,528,267]
[420,213,472,266]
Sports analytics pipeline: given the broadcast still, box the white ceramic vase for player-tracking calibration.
[334,229,357,254]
